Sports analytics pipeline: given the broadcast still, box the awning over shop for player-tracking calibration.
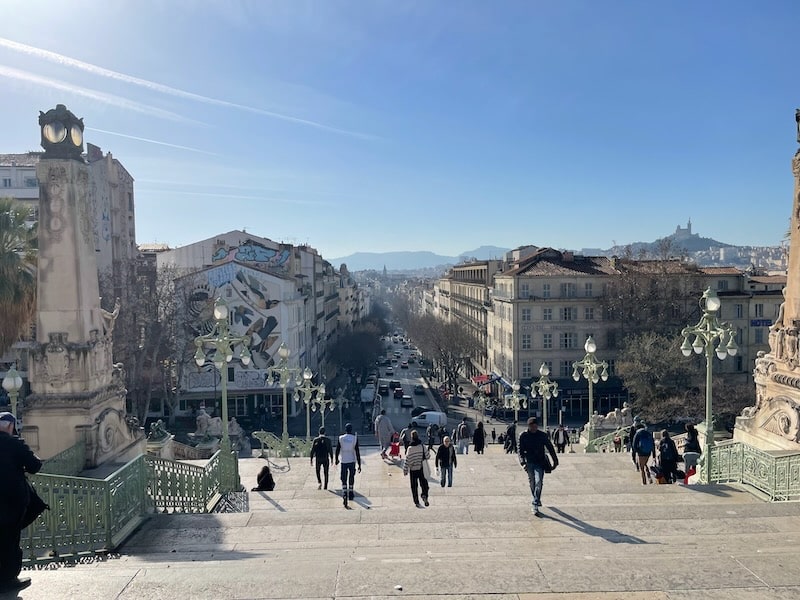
[471,374,492,385]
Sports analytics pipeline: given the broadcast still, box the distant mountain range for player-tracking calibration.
[332,230,747,272]
[331,246,510,271]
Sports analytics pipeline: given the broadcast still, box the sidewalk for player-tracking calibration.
[17,444,800,599]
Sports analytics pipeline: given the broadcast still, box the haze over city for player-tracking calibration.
[1,1,796,260]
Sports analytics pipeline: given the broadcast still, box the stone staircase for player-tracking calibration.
[19,443,800,599]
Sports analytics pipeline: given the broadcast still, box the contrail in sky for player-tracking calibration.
[0,65,194,123]
[86,127,219,156]
[0,37,378,140]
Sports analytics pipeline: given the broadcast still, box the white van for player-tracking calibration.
[411,411,448,428]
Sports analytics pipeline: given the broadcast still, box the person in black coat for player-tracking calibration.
[252,465,275,491]
[0,412,42,593]
[473,422,486,454]
[518,417,558,515]
[657,430,679,484]
[505,421,517,453]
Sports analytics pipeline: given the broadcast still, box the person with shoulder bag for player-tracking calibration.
[403,430,431,506]
[518,417,558,516]
[0,412,42,593]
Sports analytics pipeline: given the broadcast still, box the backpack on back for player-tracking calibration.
[458,423,469,439]
[660,440,675,461]
[637,431,654,455]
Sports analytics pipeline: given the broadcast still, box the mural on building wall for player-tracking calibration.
[211,237,291,272]
[183,263,284,391]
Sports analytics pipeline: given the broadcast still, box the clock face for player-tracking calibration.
[70,125,83,146]
[43,121,67,144]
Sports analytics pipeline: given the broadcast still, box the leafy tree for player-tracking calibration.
[616,330,753,428]
[407,314,479,401]
[0,198,37,355]
[326,324,383,378]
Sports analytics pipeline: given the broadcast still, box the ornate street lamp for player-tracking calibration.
[295,367,326,440]
[2,364,23,418]
[266,342,304,444]
[504,380,527,423]
[680,287,738,481]
[572,335,608,445]
[531,363,559,432]
[193,298,251,492]
[335,388,350,432]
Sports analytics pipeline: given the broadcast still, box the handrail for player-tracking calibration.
[708,440,800,501]
[22,449,238,565]
[39,440,86,476]
[584,427,628,453]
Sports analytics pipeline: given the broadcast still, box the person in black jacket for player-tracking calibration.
[310,427,334,490]
[518,417,558,516]
[0,412,41,593]
[252,465,275,491]
[505,420,517,453]
[657,430,679,484]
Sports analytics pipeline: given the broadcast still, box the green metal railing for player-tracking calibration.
[251,430,312,457]
[708,441,800,501]
[584,427,628,453]
[39,440,87,476]
[22,448,239,564]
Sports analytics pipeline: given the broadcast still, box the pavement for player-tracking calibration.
[13,442,800,600]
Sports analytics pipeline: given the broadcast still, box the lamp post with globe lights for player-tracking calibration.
[680,287,738,481]
[504,380,527,424]
[295,367,326,440]
[266,342,304,445]
[193,298,251,492]
[2,364,23,419]
[572,335,608,446]
[531,363,559,433]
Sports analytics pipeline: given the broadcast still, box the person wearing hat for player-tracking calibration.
[518,417,558,516]
[0,412,42,592]
[335,423,361,508]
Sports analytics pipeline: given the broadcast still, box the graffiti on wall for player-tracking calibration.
[211,238,291,272]
[184,263,283,377]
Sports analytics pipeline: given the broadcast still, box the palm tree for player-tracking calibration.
[0,198,37,355]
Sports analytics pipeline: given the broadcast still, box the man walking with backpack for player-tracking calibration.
[631,422,656,485]
[456,417,471,455]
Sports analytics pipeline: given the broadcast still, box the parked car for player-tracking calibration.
[378,384,389,396]
[413,384,425,395]
[394,387,405,399]
[411,411,448,428]
[411,405,430,417]
[400,395,413,408]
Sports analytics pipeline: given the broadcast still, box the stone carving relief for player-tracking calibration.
[100,297,121,337]
[756,396,800,443]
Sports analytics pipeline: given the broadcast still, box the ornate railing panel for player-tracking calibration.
[252,431,312,457]
[40,440,87,476]
[584,428,628,453]
[23,455,148,562]
[708,441,800,501]
[147,455,216,513]
[23,450,242,564]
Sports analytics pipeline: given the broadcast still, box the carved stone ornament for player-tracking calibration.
[756,396,800,443]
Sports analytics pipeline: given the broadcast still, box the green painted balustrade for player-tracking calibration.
[39,440,87,476]
[584,427,629,453]
[22,448,239,564]
[708,441,800,501]
[251,430,312,458]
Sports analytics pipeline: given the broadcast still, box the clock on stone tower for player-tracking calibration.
[38,104,85,161]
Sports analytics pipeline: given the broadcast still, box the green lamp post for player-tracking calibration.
[531,362,559,433]
[295,367,326,440]
[680,287,738,482]
[572,335,608,446]
[504,380,527,424]
[193,298,251,492]
[266,342,304,446]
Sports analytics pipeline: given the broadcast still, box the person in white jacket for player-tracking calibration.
[374,409,396,459]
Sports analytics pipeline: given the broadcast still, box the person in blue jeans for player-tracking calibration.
[335,423,361,508]
[518,417,558,516]
[435,436,457,487]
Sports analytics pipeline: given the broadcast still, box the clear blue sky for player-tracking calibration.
[1,1,797,260]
